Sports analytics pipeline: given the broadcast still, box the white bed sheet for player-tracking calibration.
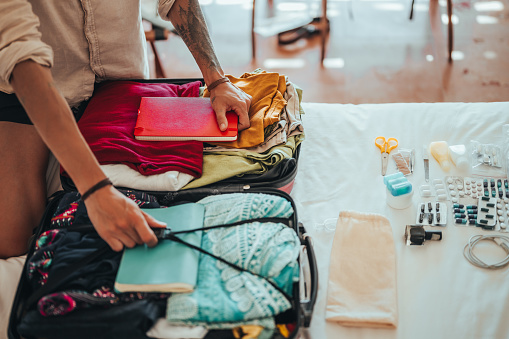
[1,102,508,339]
[292,102,509,339]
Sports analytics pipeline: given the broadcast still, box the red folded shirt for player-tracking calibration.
[72,80,203,177]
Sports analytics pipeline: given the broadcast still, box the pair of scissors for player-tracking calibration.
[375,136,398,176]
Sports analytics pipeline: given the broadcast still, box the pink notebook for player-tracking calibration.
[134,97,238,141]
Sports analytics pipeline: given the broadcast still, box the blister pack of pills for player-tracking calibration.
[444,176,468,204]
[415,201,447,226]
[446,176,509,231]
[476,196,498,230]
[419,179,449,201]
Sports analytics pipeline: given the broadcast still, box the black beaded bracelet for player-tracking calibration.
[81,178,113,201]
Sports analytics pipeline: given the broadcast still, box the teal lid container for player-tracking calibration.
[383,172,404,185]
[389,181,413,196]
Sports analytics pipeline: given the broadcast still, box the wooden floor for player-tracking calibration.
[147,0,509,103]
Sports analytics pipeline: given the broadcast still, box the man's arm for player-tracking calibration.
[10,60,166,251]
[167,0,251,131]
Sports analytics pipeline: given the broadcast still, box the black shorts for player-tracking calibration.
[0,92,32,124]
[0,92,88,125]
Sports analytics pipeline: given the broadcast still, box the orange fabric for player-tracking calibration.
[204,71,287,149]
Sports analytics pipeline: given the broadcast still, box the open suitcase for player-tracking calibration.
[8,187,317,339]
[8,78,316,339]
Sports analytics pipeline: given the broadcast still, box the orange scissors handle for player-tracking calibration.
[386,137,398,154]
[375,136,387,153]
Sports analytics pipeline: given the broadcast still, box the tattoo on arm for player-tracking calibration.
[171,0,221,74]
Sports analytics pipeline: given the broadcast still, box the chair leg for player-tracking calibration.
[150,40,167,78]
[446,0,453,62]
[320,0,328,64]
[251,0,256,60]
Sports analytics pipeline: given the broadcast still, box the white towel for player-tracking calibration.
[326,211,398,328]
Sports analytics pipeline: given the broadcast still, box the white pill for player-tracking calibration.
[504,198,509,203]
[499,216,505,222]
[436,184,445,190]
[478,187,483,192]
[498,203,503,209]
[437,189,447,195]
[457,184,463,190]
[448,184,455,190]
[433,179,443,185]
[459,191,465,197]
[472,193,477,198]
[452,197,459,203]
[421,184,431,190]
[498,210,503,216]
[477,181,482,186]
[450,191,457,197]
[422,190,432,197]
[437,194,447,201]
[466,181,471,187]
[501,223,507,229]
[447,178,454,184]
[466,190,471,195]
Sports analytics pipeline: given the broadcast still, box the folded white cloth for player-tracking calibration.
[101,164,194,191]
[326,211,398,328]
[147,319,207,339]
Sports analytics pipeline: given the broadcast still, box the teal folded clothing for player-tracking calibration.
[199,192,294,226]
[165,193,300,324]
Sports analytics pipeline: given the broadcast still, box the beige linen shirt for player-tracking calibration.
[0,0,176,107]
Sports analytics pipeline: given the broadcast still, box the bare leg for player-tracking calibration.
[0,122,48,258]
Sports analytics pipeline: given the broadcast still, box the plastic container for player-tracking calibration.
[383,171,405,185]
[430,141,451,172]
[386,187,414,209]
[448,144,469,171]
[384,172,413,209]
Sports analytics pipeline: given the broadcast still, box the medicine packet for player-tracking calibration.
[469,140,505,177]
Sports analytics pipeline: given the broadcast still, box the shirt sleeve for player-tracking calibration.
[157,0,177,20]
[0,0,53,93]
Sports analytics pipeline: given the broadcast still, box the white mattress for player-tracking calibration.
[1,102,508,339]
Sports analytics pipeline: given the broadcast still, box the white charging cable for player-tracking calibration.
[463,234,509,269]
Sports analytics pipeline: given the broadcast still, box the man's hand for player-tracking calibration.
[210,81,251,131]
[84,186,167,251]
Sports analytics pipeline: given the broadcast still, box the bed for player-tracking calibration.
[2,101,509,339]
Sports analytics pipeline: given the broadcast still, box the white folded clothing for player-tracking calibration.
[101,164,194,191]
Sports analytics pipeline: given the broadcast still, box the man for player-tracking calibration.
[0,0,251,258]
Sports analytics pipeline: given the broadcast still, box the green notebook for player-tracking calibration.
[114,203,205,293]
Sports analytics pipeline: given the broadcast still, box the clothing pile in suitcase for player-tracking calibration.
[70,69,305,193]
[8,71,315,339]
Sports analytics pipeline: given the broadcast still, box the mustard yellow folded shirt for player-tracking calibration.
[204,71,287,149]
